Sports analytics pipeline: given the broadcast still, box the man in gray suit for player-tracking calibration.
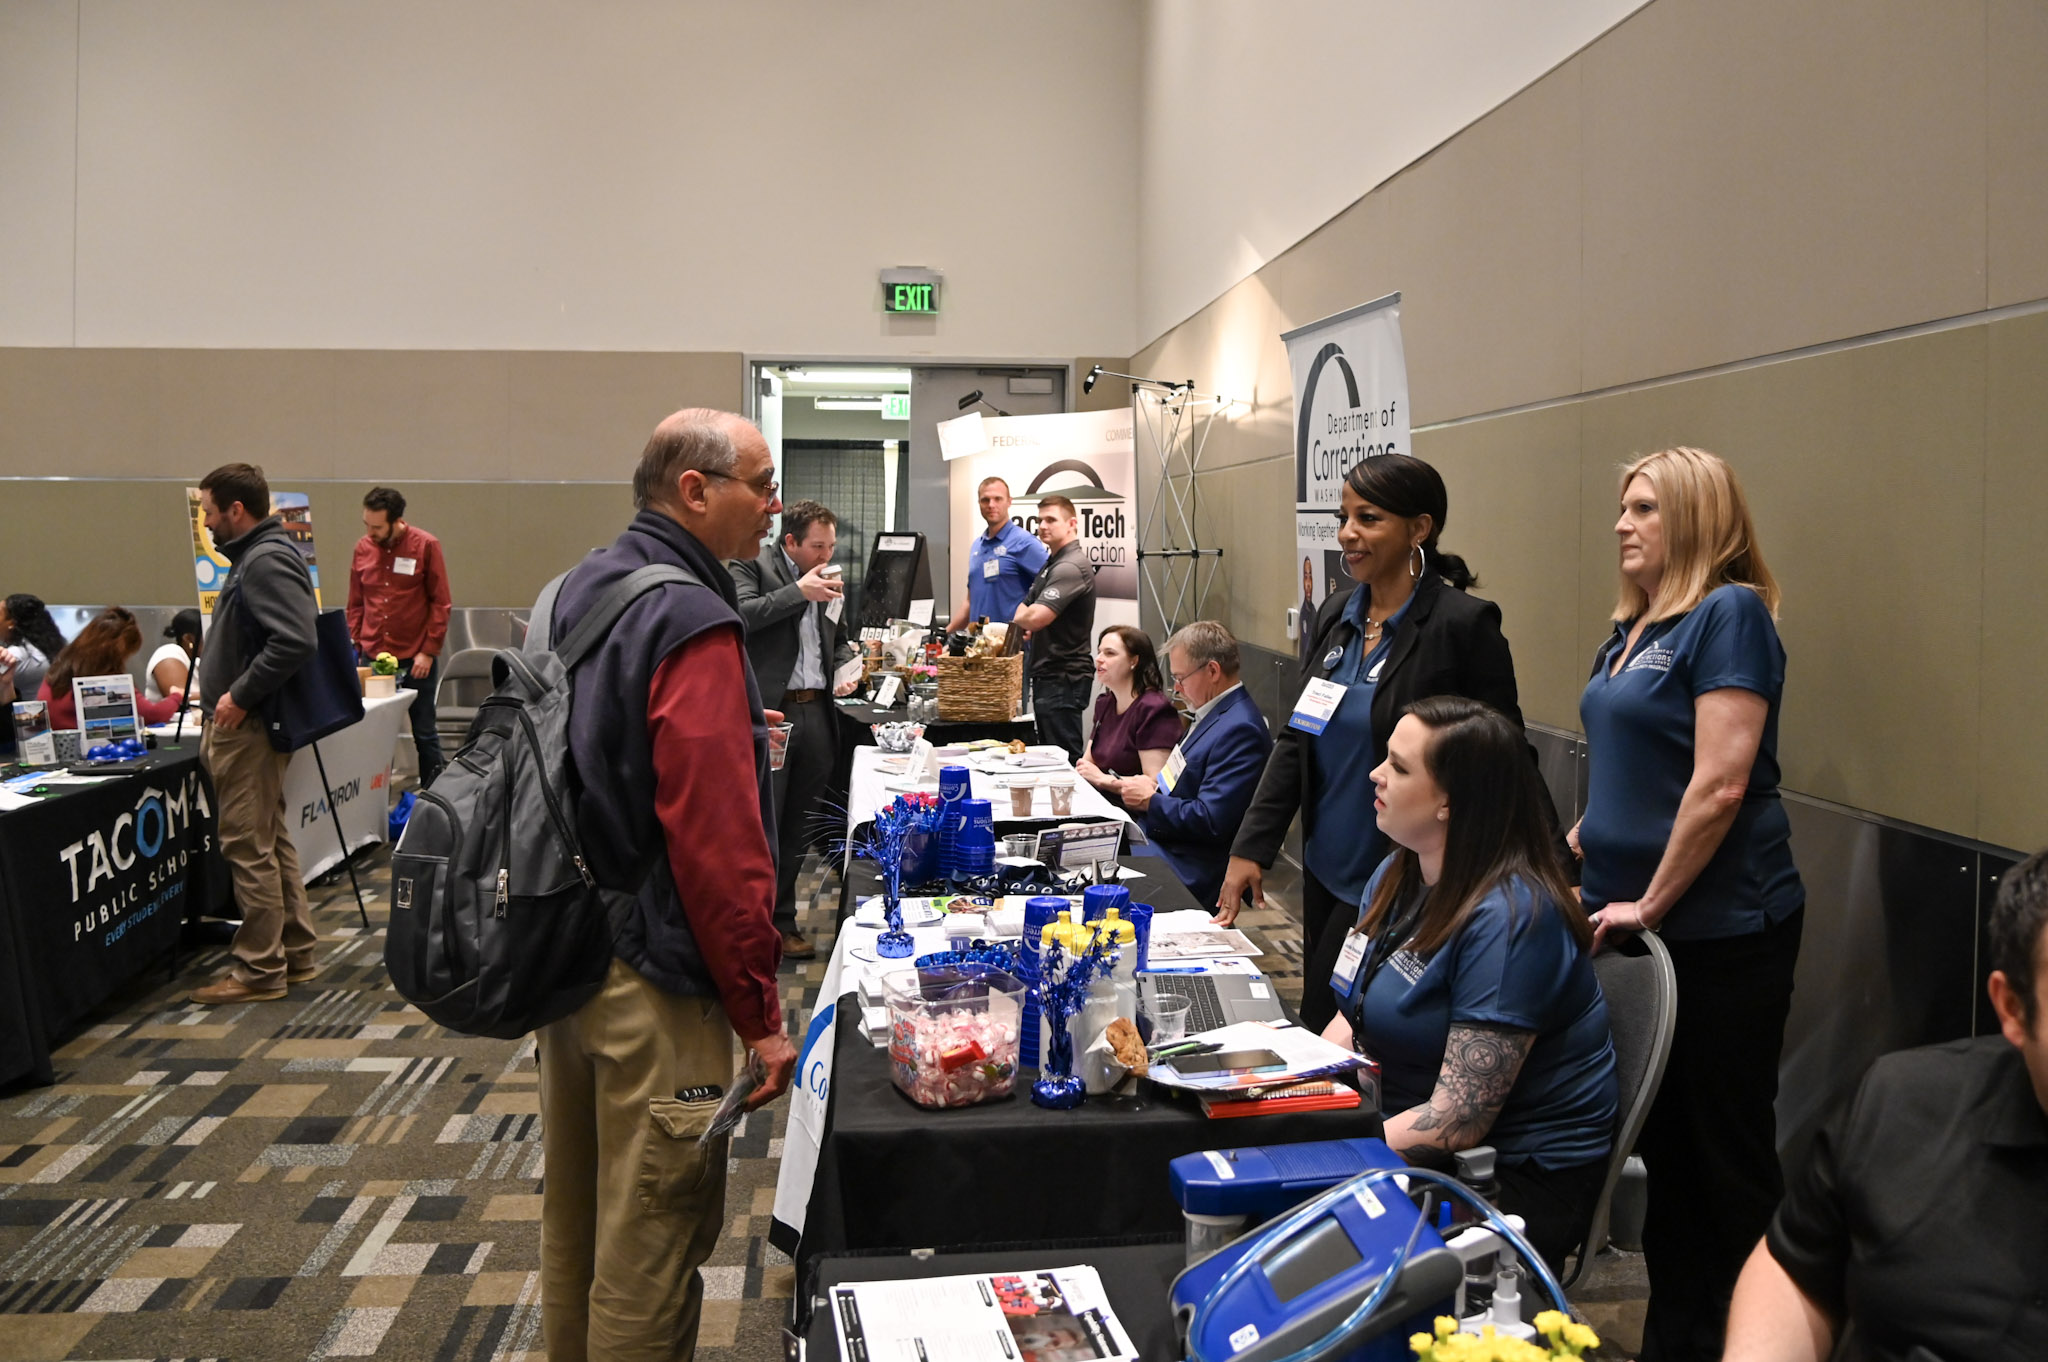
[730,500,859,959]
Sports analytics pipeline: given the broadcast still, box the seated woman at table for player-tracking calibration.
[1323,694,1616,1271]
[146,608,204,706]
[39,607,186,729]
[1075,625,1183,812]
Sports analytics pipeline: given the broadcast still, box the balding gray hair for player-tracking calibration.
[633,413,742,510]
[1164,620,1240,677]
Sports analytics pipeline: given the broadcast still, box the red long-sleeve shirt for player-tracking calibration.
[648,627,782,1041]
[347,524,452,661]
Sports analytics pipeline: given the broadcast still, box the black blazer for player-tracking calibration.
[1230,571,1530,868]
[728,549,856,709]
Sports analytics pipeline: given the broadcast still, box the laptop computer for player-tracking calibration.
[1139,972,1286,1034]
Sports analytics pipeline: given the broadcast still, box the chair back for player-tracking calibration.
[434,647,501,742]
[1567,930,1677,1284]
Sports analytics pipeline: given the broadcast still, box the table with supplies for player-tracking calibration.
[773,858,1382,1283]
[0,749,228,1088]
[828,700,1039,840]
[148,690,414,886]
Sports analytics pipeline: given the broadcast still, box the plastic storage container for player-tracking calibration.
[883,965,1025,1109]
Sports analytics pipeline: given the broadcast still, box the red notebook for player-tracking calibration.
[1200,1081,1363,1119]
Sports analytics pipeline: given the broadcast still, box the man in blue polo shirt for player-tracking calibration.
[947,475,1047,632]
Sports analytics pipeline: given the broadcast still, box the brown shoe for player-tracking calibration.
[779,930,817,961]
[189,974,287,1006]
[286,960,321,984]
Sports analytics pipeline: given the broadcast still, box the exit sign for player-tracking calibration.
[885,282,936,313]
[880,266,943,315]
[882,393,911,421]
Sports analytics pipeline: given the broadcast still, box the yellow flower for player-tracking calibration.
[1411,1333,1434,1357]
[1533,1310,1567,1337]
[1564,1321,1600,1350]
[1436,1316,1460,1339]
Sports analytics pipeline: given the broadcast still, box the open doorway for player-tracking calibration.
[750,361,1069,622]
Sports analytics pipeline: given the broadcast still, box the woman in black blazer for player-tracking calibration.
[1217,455,1533,1031]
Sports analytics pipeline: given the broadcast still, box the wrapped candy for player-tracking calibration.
[884,968,1025,1110]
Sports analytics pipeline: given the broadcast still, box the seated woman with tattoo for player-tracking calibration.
[1323,695,1618,1269]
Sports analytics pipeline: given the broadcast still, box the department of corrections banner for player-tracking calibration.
[1282,292,1410,652]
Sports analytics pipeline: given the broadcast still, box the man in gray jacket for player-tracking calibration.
[190,462,322,1005]
[729,500,858,959]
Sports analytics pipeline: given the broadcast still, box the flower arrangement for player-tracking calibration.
[859,793,945,958]
[1029,926,1121,1109]
[371,652,400,677]
[1409,1313,1600,1361]
[905,663,939,682]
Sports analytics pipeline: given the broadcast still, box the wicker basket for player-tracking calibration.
[936,653,1023,722]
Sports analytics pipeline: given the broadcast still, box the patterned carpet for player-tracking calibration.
[0,846,1645,1360]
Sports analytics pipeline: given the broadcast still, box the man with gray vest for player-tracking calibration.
[189,462,322,1007]
[538,409,796,1361]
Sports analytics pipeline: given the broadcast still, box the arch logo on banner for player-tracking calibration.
[1282,292,1410,658]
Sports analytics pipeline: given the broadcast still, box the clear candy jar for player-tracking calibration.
[883,966,1024,1109]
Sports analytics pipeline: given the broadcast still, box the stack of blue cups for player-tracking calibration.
[935,764,972,879]
[1018,895,1069,1070]
[955,798,995,879]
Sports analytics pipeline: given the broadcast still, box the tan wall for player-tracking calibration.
[1132,0,2048,850]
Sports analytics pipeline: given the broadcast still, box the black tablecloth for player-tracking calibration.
[0,747,226,1087]
[805,1242,1188,1361]
[800,1005,1383,1273]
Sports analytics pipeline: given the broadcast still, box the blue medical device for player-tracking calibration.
[1168,1139,1570,1362]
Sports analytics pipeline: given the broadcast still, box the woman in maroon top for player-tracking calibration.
[39,607,185,729]
[1076,625,1184,812]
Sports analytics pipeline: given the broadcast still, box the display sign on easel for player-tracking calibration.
[72,674,141,746]
[187,487,325,623]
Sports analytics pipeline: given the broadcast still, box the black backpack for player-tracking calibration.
[384,562,697,1037]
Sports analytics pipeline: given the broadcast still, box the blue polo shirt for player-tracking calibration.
[964,520,1047,623]
[1578,583,1803,940]
[1337,862,1618,1170]
[1301,588,1412,905]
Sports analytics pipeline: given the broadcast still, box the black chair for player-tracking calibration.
[1563,930,1677,1287]
[433,647,499,747]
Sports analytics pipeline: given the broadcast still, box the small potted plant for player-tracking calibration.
[365,652,401,697]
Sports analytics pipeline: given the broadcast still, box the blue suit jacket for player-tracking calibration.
[1139,685,1273,910]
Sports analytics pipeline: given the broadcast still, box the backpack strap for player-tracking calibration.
[523,570,571,655]
[554,563,704,672]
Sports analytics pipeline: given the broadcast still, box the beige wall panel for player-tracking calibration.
[1979,312,2048,849]
[1989,0,2048,306]
[1414,402,1585,731]
[0,349,170,479]
[0,480,191,606]
[1380,62,1582,425]
[357,481,512,611]
[1581,328,1986,837]
[329,351,511,482]
[502,352,742,480]
[1580,0,1988,391]
[154,350,341,481]
[496,484,638,608]
[1136,271,1296,474]
[0,349,87,476]
[1184,454,1299,655]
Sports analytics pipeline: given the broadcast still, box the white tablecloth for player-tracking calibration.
[151,690,415,885]
[841,745,1131,869]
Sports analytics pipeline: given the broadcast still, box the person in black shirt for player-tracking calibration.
[1722,846,2048,1362]
[1013,494,1096,761]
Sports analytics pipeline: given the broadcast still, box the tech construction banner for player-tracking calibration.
[187,488,325,621]
[939,406,1140,635]
[1283,291,1410,660]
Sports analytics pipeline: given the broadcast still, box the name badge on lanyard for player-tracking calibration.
[1289,677,1347,736]
[1331,931,1370,1002]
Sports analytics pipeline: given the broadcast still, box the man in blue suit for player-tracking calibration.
[1116,621,1274,913]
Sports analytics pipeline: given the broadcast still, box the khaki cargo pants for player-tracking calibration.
[201,718,317,989]
[538,958,737,1362]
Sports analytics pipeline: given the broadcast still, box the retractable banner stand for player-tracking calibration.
[1283,292,1410,660]
[187,488,326,621]
[937,407,1140,637]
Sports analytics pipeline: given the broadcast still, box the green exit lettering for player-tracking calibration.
[888,283,935,313]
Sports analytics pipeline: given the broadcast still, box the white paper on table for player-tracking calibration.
[1147,925,1262,961]
[0,789,39,811]
[830,1264,1136,1362]
[1144,1019,1366,1093]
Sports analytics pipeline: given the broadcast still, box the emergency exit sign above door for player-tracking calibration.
[880,266,942,314]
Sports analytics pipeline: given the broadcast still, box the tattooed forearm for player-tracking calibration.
[1397,1023,1534,1152]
